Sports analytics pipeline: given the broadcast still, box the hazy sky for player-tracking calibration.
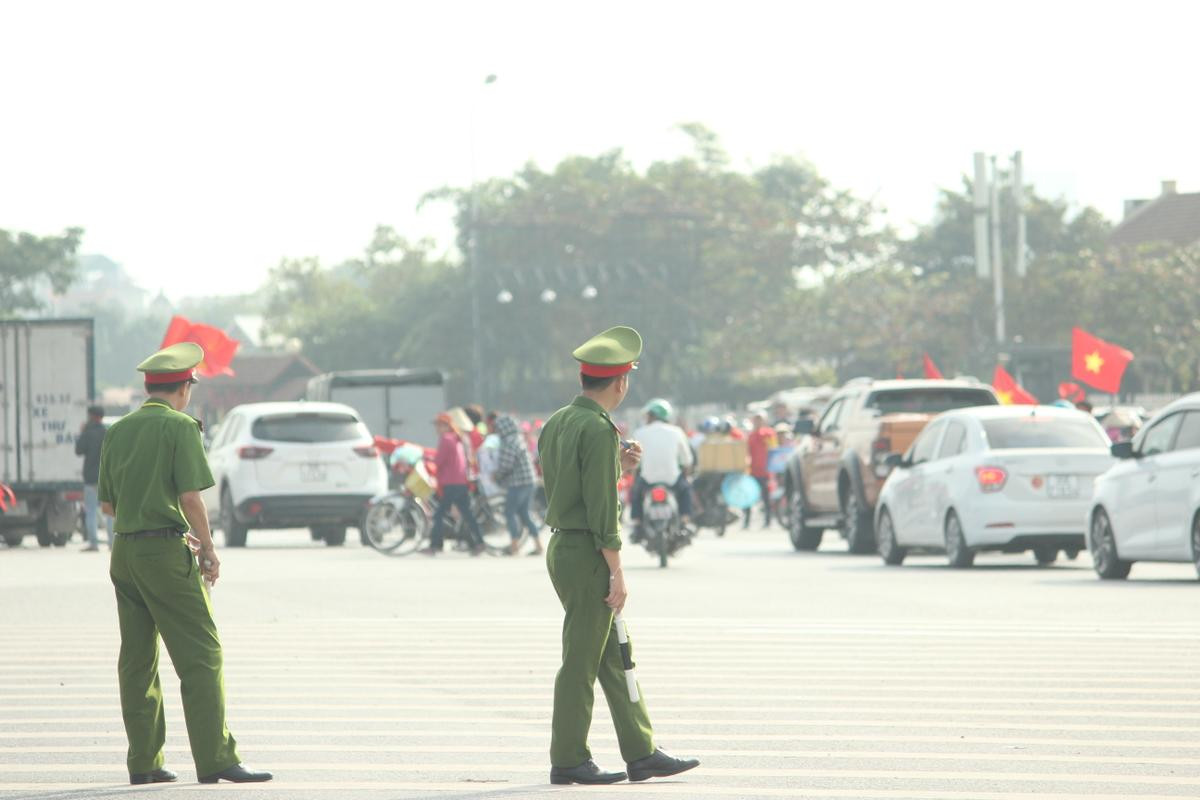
[3,1,1197,300]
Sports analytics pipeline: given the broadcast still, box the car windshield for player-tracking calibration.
[865,388,997,415]
[251,413,365,443]
[982,417,1107,449]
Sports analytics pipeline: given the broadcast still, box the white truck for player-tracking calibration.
[0,318,95,547]
[305,369,446,448]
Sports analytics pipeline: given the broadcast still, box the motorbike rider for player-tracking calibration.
[629,399,694,540]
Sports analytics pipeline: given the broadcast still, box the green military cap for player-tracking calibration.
[573,325,643,377]
[137,342,204,385]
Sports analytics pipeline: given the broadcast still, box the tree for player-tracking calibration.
[0,227,84,315]
[423,127,893,408]
[263,228,470,391]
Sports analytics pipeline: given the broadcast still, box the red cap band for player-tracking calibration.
[145,369,195,384]
[579,362,635,378]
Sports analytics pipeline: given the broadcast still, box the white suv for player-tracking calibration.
[202,402,387,547]
[1089,393,1200,579]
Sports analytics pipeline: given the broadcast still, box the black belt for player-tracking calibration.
[118,528,184,539]
[551,528,589,535]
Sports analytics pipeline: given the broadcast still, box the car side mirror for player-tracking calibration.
[793,418,815,435]
[884,452,906,469]
[1111,440,1135,460]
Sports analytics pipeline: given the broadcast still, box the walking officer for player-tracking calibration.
[538,325,700,785]
[98,342,271,785]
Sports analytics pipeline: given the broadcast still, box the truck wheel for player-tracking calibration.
[52,531,71,547]
[787,488,823,551]
[841,481,875,554]
[1033,546,1058,566]
[221,487,249,548]
[36,529,53,548]
[2,531,25,548]
[314,526,347,547]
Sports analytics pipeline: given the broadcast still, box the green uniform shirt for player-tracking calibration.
[538,396,622,551]
[98,399,214,534]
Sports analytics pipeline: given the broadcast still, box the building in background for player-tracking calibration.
[1111,181,1200,247]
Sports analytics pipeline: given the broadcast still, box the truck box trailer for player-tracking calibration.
[0,318,95,547]
[306,369,445,448]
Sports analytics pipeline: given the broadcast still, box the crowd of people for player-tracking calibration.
[375,398,814,559]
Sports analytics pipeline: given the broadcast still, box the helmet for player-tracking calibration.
[643,398,673,422]
[700,416,720,433]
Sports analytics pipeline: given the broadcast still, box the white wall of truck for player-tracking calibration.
[0,318,95,546]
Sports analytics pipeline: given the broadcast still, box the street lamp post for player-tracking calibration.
[468,74,498,405]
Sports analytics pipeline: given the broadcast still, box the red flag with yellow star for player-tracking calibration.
[1071,327,1132,394]
[161,316,240,378]
[992,365,1038,405]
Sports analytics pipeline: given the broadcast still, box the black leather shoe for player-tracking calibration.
[198,763,273,784]
[550,759,626,785]
[130,768,177,785]
[627,748,700,782]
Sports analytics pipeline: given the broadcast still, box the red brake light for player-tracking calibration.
[62,490,84,502]
[650,487,669,503]
[975,466,1008,492]
[238,446,274,460]
[354,445,379,458]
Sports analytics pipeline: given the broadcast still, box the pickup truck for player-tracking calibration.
[784,378,999,553]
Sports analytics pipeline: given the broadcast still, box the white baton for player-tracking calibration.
[613,612,640,703]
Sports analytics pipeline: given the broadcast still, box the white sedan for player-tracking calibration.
[1089,393,1200,580]
[875,405,1113,568]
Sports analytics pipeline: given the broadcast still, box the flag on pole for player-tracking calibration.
[992,365,1038,405]
[922,353,944,380]
[1071,327,1133,394]
[161,316,240,378]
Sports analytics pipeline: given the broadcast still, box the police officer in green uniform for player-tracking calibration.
[539,325,700,785]
[98,343,272,785]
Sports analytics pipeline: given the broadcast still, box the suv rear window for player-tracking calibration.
[864,388,997,415]
[251,413,365,443]
[982,417,1107,449]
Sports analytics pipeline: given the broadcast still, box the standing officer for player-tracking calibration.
[538,325,700,785]
[98,342,271,785]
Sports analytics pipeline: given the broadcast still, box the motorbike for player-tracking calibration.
[639,483,693,568]
[689,472,738,536]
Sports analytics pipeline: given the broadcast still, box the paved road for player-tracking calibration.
[3,523,1200,799]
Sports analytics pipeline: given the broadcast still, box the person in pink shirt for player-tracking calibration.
[744,413,777,529]
[420,413,485,555]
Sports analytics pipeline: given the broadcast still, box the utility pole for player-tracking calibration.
[972,151,1027,345]
[990,155,1005,344]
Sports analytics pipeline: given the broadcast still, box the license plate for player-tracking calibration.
[300,463,328,482]
[647,504,674,520]
[1046,475,1079,499]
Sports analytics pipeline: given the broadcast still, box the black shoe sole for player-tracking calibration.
[628,762,700,782]
[550,773,627,785]
[198,776,273,784]
[129,777,176,785]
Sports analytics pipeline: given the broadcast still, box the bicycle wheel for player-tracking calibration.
[363,497,427,556]
[479,493,518,554]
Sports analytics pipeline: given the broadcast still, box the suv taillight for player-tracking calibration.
[354,445,379,458]
[872,436,893,477]
[238,446,274,460]
[650,487,669,503]
[975,466,1008,492]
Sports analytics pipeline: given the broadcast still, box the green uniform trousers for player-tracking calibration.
[109,535,240,776]
[546,531,655,767]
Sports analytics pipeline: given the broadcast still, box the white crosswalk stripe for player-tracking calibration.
[4,617,1200,799]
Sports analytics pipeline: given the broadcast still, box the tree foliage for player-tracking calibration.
[0,227,84,315]
[261,132,1200,410]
